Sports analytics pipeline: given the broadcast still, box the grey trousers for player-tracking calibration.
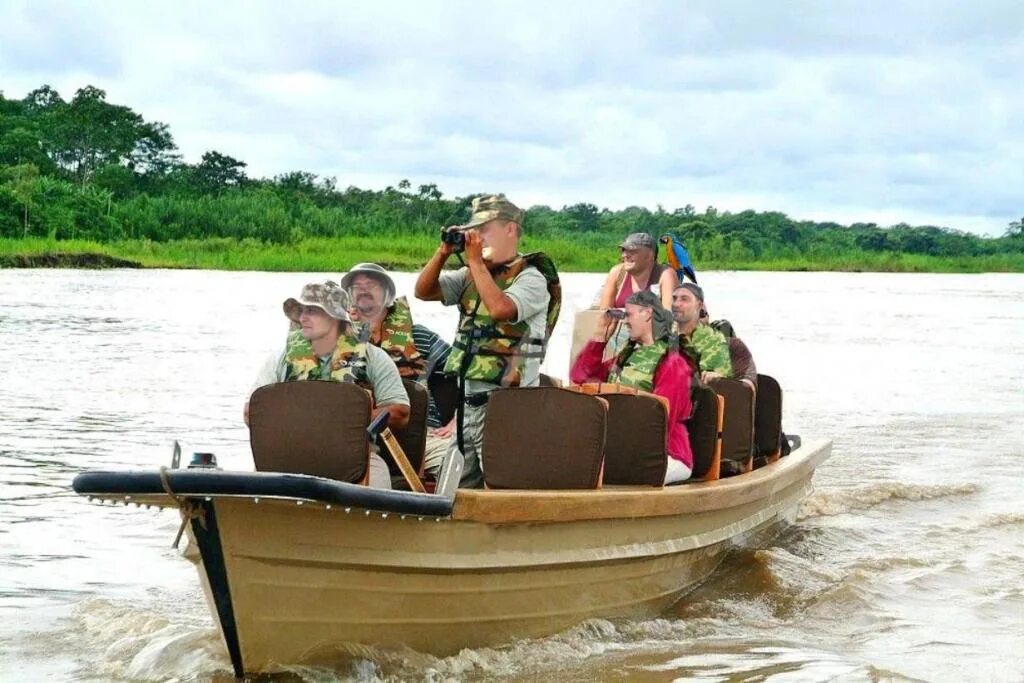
[455,399,487,488]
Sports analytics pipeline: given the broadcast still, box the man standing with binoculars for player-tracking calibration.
[415,194,560,488]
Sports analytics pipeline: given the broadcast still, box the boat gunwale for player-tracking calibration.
[453,438,831,523]
[71,439,831,524]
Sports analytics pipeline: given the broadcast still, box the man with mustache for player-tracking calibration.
[341,263,455,476]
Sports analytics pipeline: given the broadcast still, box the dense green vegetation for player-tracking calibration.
[2,84,1022,271]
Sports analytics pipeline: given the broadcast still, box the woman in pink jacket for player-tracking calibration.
[571,290,695,483]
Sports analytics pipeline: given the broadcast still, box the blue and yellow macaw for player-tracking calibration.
[659,234,697,284]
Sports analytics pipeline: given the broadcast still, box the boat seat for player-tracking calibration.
[707,377,755,477]
[539,372,563,387]
[754,373,783,466]
[687,384,723,481]
[248,381,371,484]
[427,370,459,426]
[482,387,607,490]
[566,383,668,486]
[384,380,429,490]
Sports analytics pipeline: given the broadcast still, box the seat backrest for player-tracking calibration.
[482,387,607,489]
[538,372,563,387]
[687,384,723,480]
[566,383,667,486]
[248,381,371,483]
[427,371,459,426]
[382,380,429,486]
[707,377,755,469]
[754,373,783,458]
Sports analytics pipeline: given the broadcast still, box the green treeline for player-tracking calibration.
[2,84,1023,271]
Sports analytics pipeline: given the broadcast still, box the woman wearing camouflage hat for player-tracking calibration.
[571,290,695,483]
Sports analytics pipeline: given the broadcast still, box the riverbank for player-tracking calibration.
[2,237,1022,273]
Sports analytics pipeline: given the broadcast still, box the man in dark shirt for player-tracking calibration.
[709,318,758,390]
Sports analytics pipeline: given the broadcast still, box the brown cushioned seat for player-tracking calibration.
[386,380,430,490]
[687,384,723,480]
[754,373,783,463]
[482,387,607,490]
[538,373,563,387]
[566,383,668,486]
[707,377,755,476]
[248,381,371,483]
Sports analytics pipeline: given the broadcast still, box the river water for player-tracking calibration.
[1,269,1022,682]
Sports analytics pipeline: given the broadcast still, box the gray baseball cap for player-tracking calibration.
[619,232,658,254]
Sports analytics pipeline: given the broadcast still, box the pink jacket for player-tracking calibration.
[570,340,694,468]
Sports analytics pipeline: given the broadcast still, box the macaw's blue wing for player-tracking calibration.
[659,234,697,284]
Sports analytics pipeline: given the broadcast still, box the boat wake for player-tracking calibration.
[797,481,978,518]
[278,618,720,682]
[66,598,231,681]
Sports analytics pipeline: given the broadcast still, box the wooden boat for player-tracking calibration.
[71,307,830,677]
[72,434,830,677]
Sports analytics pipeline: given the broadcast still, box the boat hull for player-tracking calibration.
[189,440,827,673]
[76,438,831,675]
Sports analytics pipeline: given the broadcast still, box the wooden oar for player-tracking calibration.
[367,412,426,493]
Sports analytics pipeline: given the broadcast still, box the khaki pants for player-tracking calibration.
[421,433,452,478]
[367,452,392,489]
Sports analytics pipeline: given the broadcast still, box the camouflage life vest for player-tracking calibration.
[363,296,426,380]
[444,252,561,387]
[679,324,733,377]
[608,339,669,393]
[282,327,370,387]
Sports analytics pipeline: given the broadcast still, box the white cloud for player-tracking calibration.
[1,0,1021,235]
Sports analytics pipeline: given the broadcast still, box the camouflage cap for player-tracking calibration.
[463,194,524,228]
[619,232,658,254]
[340,262,396,307]
[283,281,352,323]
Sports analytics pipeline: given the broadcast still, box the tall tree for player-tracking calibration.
[183,151,248,194]
[42,86,177,184]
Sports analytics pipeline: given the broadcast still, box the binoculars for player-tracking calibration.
[440,226,468,253]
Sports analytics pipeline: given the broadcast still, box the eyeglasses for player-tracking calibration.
[349,279,382,291]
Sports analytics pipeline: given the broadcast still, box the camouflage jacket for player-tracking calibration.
[608,339,669,393]
[679,324,733,377]
[445,252,561,387]
[282,328,369,386]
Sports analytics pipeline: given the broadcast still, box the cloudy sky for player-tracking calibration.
[2,1,1021,235]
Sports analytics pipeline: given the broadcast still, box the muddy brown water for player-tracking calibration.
[1,269,1022,681]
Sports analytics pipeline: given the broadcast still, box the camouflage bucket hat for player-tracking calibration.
[463,194,524,228]
[340,262,396,307]
[619,232,658,255]
[283,281,352,323]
